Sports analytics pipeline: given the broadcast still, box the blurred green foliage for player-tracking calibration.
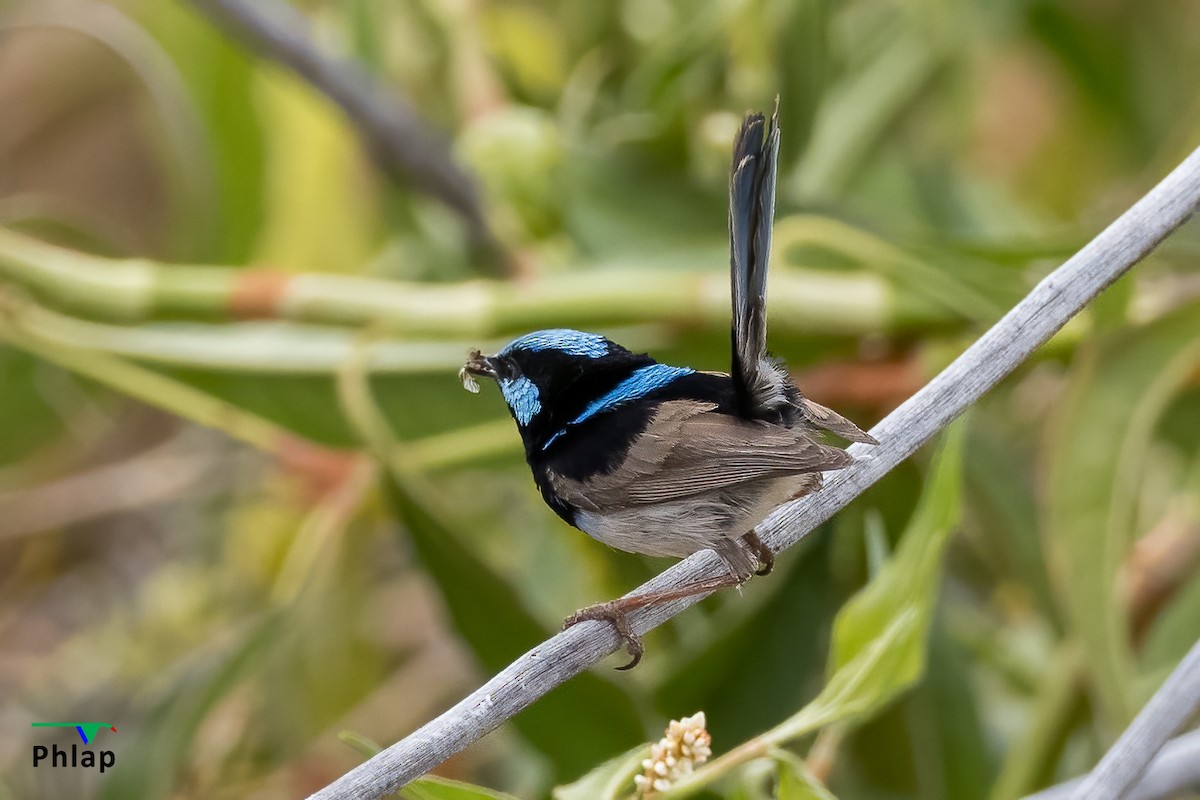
[0,0,1198,798]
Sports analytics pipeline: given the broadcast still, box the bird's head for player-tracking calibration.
[460,328,651,448]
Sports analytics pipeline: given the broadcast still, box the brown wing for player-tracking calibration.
[551,400,852,511]
[800,398,878,444]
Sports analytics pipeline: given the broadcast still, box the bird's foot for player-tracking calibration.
[563,601,644,670]
[563,572,746,669]
[742,531,774,576]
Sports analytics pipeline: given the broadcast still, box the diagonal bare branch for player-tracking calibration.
[186,0,496,251]
[1064,639,1200,800]
[309,145,1200,800]
[1026,728,1200,800]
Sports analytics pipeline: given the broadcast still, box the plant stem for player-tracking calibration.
[0,226,928,335]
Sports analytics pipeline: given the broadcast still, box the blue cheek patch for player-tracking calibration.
[542,364,694,449]
[501,329,610,359]
[499,375,541,426]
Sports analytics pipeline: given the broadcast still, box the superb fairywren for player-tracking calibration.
[461,105,876,668]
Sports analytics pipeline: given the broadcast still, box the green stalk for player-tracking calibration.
[0,227,159,319]
[0,226,935,335]
[1,287,513,470]
[0,304,283,453]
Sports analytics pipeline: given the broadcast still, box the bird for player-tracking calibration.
[459,104,876,668]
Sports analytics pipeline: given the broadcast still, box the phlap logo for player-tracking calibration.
[31,722,117,774]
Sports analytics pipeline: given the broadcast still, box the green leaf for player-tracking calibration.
[903,615,996,799]
[252,69,384,275]
[133,0,267,261]
[552,745,647,800]
[830,422,965,674]
[1045,300,1200,728]
[337,729,383,758]
[1025,2,1141,148]
[343,0,385,70]
[792,30,942,199]
[772,421,965,742]
[776,755,838,800]
[771,215,1003,326]
[0,346,71,466]
[401,774,521,800]
[963,422,1059,626]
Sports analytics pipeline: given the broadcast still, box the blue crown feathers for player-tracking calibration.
[500,329,611,359]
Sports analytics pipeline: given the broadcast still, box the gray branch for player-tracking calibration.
[1025,728,1200,800]
[1065,639,1200,800]
[187,0,495,250]
[310,146,1200,800]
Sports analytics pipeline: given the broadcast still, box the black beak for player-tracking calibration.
[460,350,497,393]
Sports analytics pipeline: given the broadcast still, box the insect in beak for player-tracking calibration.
[459,350,497,393]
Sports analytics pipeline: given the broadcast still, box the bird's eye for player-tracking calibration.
[495,358,519,382]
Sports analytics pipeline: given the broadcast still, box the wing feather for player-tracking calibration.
[800,398,879,445]
[551,400,851,510]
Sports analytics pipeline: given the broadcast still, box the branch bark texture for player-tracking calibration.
[310,146,1200,800]
[1065,639,1200,800]
[187,0,494,249]
[1027,728,1200,800]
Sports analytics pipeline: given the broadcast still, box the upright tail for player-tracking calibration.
[728,103,877,444]
[729,102,789,419]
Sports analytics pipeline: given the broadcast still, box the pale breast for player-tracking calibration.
[572,473,819,577]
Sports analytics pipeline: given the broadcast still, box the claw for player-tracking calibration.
[563,601,645,670]
[743,531,774,576]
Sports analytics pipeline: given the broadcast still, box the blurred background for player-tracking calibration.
[1,0,1198,798]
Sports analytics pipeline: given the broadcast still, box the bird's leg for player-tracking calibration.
[563,573,744,670]
[563,602,643,670]
[742,530,774,576]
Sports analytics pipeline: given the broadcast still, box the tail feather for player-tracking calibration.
[729,101,788,419]
[728,101,879,445]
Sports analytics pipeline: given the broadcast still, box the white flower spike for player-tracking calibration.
[633,711,712,797]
